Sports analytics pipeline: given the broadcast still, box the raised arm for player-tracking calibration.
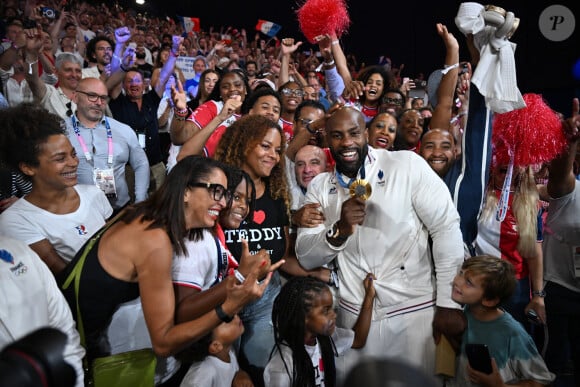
[107,26,132,98]
[547,98,580,199]
[23,28,48,101]
[153,36,182,98]
[430,23,460,130]
[278,38,302,85]
[318,36,345,103]
[176,95,242,160]
[169,80,199,145]
[329,33,363,101]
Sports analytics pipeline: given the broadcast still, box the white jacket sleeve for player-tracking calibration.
[295,174,344,270]
[410,156,464,309]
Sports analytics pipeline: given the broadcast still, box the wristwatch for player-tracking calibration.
[327,222,348,242]
[531,289,546,297]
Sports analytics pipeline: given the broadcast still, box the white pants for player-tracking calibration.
[336,306,439,385]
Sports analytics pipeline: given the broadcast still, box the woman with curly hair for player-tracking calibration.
[214,114,292,385]
[0,103,112,275]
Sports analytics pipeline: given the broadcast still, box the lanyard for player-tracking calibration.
[335,160,366,189]
[71,116,113,166]
[495,151,514,222]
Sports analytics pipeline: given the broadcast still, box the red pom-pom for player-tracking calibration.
[296,0,351,44]
[492,93,567,167]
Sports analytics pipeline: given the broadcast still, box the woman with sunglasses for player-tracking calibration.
[172,165,282,384]
[60,155,275,382]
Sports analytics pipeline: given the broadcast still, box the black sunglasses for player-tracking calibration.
[189,182,231,203]
[66,101,72,117]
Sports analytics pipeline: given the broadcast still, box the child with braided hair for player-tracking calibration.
[264,274,375,387]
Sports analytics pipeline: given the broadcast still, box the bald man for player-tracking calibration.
[296,107,465,382]
[290,145,328,228]
[65,77,149,211]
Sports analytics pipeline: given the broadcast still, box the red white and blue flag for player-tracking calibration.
[178,16,201,33]
[255,19,281,37]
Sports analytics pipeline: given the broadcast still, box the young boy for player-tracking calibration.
[451,255,554,386]
[179,314,246,387]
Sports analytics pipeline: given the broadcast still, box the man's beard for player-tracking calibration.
[331,145,368,178]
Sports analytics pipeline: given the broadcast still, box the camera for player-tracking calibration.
[0,327,76,387]
[40,7,57,19]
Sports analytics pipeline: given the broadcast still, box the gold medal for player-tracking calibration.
[349,179,372,201]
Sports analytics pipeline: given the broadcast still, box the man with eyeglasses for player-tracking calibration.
[65,77,149,212]
[380,89,407,116]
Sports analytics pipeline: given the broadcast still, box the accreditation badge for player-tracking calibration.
[94,167,118,199]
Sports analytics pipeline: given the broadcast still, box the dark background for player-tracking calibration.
[128,0,579,113]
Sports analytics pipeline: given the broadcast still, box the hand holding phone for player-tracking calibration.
[465,343,492,374]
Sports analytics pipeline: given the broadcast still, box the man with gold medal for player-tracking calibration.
[296,106,465,384]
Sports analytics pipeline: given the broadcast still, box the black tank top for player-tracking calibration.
[62,233,139,361]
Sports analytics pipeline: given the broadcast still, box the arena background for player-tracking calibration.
[122,0,579,113]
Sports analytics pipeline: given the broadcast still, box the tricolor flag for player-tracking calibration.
[255,19,282,37]
[178,16,201,33]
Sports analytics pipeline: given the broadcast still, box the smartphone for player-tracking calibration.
[526,309,541,325]
[465,343,492,374]
[40,7,58,19]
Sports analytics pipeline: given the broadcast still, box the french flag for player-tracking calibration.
[178,16,201,33]
[255,19,282,37]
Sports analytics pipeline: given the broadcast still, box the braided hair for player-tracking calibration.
[271,276,337,387]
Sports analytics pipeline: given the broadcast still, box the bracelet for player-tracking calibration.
[323,59,335,66]
[215,304,234,323]
[441,63,459,75]
[173,107,190,117]
[305,123,317,134]
[120,63,130,72]
[331,40,339,46]
[532,289,546,297]
[26,59,38,75]
[234,269,246,283]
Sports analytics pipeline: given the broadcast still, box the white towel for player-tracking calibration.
[455,2,526,113]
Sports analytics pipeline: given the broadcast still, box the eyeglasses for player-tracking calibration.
[76,90,110,103]
[66,101,72,117]
[383,97,403,106]
[190,182,232,203]
[95,46,113,52]
[281,88,304,98]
